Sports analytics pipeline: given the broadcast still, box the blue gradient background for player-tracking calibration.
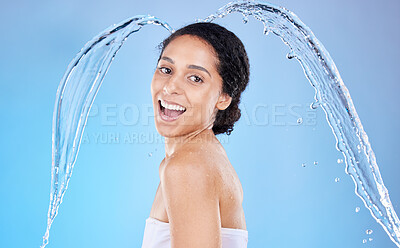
[0,0,399,247]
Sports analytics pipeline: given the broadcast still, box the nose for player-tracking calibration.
[163,74,182,95]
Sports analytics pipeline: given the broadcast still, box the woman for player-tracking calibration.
[142,22,250,248]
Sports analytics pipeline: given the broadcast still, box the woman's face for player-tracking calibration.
[151,34,231,138]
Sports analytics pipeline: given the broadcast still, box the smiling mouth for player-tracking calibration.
[158,100,187,121]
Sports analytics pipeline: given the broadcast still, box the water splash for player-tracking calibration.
[40,15,173,248]
[41,0,400,247]
[202,1,400,245]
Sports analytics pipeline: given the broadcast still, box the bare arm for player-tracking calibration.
[161,156,221,248]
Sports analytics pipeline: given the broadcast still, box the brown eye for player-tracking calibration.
[159,67,171,74]
[189,75,203,83]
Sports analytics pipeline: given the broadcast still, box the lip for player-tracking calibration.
[157,100,186,122]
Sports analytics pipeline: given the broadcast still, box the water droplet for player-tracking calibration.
[301,163,306,167]
[335,177,340,182]
[242,16,249,24]
[263,26,269,35]
[355,207,360,213]
[362,239,367,244]
[366,229,373,235]
[297,118,303,124]
[313,161,318,166]
[310,101,319,109]
[286,51,296,59]
[368,238,373,241]
[148,152,152,157]
[337,159,343,164]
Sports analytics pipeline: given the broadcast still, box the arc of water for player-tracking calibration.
[42,1,400,247]
[201,1,400,246]
[41,15,174,248]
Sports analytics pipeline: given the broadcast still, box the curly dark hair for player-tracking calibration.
[157,22,250,135]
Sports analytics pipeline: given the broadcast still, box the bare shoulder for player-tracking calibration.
[159,142,240,198]
[160,146,222,247]
[160,147,219,196]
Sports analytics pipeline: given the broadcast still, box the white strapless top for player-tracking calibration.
[141,217,248,248]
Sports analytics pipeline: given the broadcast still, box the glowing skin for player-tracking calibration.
[151,34,232,158]
[149,34,246,247]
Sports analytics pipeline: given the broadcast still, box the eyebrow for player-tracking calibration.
[160,56,212,78]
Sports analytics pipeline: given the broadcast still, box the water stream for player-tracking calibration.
[41,1,400,247]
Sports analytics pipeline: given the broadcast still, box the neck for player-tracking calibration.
[164,124,215,159]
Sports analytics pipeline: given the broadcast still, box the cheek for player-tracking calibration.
[194,92,217,115]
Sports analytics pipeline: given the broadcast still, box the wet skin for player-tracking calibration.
[149,34,246,247]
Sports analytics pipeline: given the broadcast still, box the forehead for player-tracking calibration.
[161,35,219,67]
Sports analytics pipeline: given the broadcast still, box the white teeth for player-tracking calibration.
[160,99,186,111]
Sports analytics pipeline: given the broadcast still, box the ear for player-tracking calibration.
[215,92,232,111]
